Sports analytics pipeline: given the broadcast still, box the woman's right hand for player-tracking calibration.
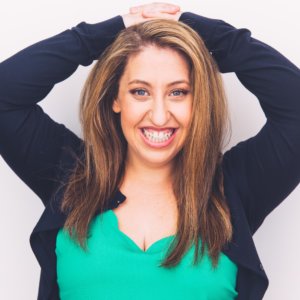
[122,2,182,28]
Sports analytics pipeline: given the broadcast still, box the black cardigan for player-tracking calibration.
[0,12,299,300]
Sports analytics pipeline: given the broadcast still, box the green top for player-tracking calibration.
[56,209,238,299]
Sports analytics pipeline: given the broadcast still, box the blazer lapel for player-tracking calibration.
[223,169,269,299]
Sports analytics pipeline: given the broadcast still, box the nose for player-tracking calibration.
[148,97,170,126]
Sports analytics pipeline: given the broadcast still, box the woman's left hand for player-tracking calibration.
[122,2,182,28]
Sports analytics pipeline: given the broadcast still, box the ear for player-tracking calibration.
[112,98,121,113]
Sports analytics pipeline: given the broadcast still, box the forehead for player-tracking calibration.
[121,45,190,84]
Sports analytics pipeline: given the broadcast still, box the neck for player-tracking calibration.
[119,154,175,199]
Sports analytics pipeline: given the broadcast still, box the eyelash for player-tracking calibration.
[130,89,189,98]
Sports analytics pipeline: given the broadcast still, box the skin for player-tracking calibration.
[110,3,187,250]
[122,2,182,28]
[112,45,192,199]
[117,1,185,202]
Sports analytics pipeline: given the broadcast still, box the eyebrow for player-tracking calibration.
[128,79,190,87]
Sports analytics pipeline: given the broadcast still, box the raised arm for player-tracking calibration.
[0,2,182,208]
[0,16,125,206]
[179,12,300,233]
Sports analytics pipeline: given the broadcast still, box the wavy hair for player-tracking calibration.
[59,18,232,268]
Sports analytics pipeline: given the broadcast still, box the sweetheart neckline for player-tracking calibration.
[106,209,175,254]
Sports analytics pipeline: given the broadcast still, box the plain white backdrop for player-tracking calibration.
[0,0,299,299]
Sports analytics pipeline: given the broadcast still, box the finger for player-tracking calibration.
[130,3,180,14]
[142,8,179,18]
[141,11,181,21]
[149,6,179,14]
[158,3,180,12]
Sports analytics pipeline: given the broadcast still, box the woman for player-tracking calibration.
[0,2,299,300]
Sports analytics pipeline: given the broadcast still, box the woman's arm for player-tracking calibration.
[179,12,300,233]
[0,2,180,207]
[0,16,125,206]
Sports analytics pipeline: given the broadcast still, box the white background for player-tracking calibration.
[0,0,299,299]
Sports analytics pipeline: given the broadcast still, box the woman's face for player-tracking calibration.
[112,45,192,168]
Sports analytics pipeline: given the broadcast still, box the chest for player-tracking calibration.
[34,172,269,299]
[112,197,178,252]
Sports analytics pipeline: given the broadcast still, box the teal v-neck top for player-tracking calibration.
[55,209,238,299]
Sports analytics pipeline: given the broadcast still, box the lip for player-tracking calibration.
[139,126,178,131]
[139,128,177,149]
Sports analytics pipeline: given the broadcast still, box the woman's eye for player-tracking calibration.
[170,89,189,97]
[130,89,189,98]
[172,90,187,96]
[130,89,149,96]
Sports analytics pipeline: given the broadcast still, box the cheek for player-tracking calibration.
[119,105,144,133]
[175,103,192,127]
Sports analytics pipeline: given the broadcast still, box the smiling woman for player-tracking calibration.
[1,1,299,299]
[112,45,193,163]
[61,17,231,269]
[55,18,236,300]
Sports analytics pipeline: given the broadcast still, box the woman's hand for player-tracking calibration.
[122,2,182,28]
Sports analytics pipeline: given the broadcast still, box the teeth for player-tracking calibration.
[142,129,175,143]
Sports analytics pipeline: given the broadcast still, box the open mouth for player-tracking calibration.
[140,128,177,144]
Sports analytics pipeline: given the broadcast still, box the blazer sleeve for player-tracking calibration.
[0,16,125,206]
[179,12,300,233]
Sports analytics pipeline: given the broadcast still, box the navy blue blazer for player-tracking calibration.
[0,12,299,300]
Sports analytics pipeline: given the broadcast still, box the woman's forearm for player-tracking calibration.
[0,15,125,109]
[179,12,300,121]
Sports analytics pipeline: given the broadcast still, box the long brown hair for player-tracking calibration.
[59,19,232,268]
